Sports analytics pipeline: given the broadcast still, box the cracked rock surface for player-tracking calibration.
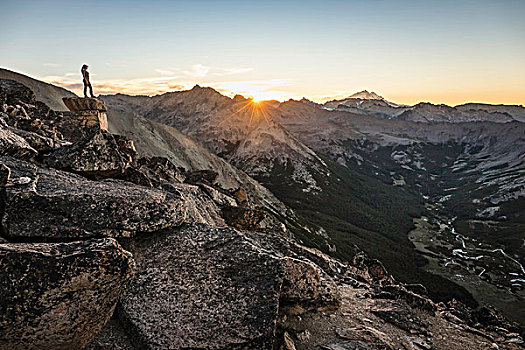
[0,157,225,239]
[0,238,134,350]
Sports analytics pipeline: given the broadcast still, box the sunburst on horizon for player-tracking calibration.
[217,97,273,130]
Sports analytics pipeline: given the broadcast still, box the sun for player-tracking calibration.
[248,92,267,103]
[221,95,273,129]
[245,90,285,102]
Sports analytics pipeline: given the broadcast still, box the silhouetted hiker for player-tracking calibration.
[81,64,95,98]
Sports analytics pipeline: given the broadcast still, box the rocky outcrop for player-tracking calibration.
[118,225,285,349]
[0,238,134,350]
[0,79,106,147]
[0,157,224,239]
[44,131,136,179]
[117,224,341,349]
[63,97,107,112]
[1,79,62,148]
[62,97,108,133]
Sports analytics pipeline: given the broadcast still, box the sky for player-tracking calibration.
[1,0,524,105]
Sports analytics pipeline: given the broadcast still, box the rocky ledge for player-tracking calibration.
[63,97,107,112]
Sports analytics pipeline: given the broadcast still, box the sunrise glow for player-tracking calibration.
[1,1,524,105]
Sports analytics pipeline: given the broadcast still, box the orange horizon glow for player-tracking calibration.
[34,71,525,107]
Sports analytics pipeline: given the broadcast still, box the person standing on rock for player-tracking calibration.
[81,64,95,98]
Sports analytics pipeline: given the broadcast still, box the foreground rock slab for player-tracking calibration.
[117,224,342,349]
[0,157,196,239]
[119,225,286,349]
[44,131,136,179]
[0,238,134,350]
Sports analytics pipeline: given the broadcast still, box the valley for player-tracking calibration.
[409,212,525,325]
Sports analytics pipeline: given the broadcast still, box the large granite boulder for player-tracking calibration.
[0,157,223,239]
[118,225,285,349]
[0,238,134,350]
[59,110,108,138]
[117,224,341,349]
[61,97,109,139]
[63,97,107,112]
[44,131,137,179]
[44,133,188,191]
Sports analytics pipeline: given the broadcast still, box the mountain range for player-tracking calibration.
[322,90,525,123]
[1,67,524,348]
[100,78,525,324]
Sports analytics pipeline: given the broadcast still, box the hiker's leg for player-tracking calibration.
[83,83,88,98]
[89,83,94,98]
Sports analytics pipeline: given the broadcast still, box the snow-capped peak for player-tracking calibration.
[349,90,384,100]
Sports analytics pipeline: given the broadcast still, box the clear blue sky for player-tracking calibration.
[1,0,524,104]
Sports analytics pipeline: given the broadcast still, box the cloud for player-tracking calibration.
[41,72,294,101]
[42,74,191,96]
[54,82,83,90]
[154,69,177,76]
[183,64,209,77]
[213,67,254,76]
[160,64,254,79]
[43,63,61,67]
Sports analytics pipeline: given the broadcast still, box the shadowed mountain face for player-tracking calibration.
[105,108,292,219]
[102,87,525,324]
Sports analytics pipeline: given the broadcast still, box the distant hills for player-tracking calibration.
[321,89,525,122]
